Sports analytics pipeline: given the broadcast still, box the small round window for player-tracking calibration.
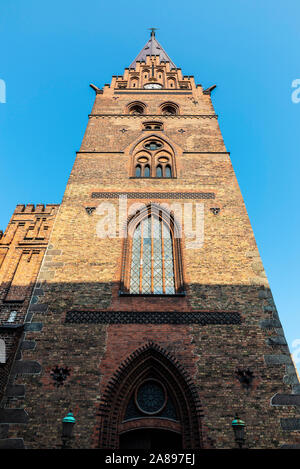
[135,380,167,415]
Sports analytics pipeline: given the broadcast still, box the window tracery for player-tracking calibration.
[132,138,176,178]
[121,206,184,295]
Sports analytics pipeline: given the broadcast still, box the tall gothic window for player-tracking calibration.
[121,207,184,295]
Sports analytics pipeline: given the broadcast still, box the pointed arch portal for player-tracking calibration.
[97,343,203,449]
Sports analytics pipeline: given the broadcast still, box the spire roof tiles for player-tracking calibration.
[130,30,176,70]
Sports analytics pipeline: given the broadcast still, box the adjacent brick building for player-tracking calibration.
[0,31,299,449]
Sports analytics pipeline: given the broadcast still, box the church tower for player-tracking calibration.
[0,31,300,449]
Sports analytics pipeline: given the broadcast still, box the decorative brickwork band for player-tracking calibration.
[65,310,241,325]
[91,191,215,199]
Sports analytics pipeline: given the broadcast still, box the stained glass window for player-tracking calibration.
[129,215,175,295]
[124,383,178,421]
[136,380,166,414]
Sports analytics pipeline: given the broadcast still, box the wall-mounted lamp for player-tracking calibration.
[232,415,245,449]
[61,411,76,449]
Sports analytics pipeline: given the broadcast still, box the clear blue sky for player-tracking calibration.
[1,1,299,370]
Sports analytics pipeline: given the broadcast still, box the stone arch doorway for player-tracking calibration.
[97,342,203,449]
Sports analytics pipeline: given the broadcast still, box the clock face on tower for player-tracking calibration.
[144,83,163,89]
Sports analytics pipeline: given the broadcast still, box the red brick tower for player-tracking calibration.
[1,31,299,449]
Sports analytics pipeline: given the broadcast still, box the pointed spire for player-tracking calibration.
[129,30,176,70]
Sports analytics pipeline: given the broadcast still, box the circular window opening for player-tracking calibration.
[135,379,167,415]
[144,141,163,151]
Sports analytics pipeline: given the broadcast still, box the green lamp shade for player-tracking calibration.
[62,412,76,424]
[232,417,245,427]
[62,412,76,438]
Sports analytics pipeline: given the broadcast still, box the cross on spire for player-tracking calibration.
[148,27,158,37]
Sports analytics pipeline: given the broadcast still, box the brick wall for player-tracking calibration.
[0,204,59,430]
[2,57,300,449]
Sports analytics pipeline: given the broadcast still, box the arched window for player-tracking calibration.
[133,154,150,177]
[131,138,176,178]
[165,165,172,178]
[128,102,146,115]
[144,165,150,177]
[135,165,141,177]
[156,165,162,177]
[160,102,179,115]
[121,206,184,295]
[155,153,174,178]
[130,77,139,88]
[130,215,175,294]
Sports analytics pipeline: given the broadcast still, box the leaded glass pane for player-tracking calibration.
[163,223,175,294]
[129,215,176,295]
[152,217,163,294]
[136,381,166,414]
[141,218,152,293]
[130,223,141,293]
